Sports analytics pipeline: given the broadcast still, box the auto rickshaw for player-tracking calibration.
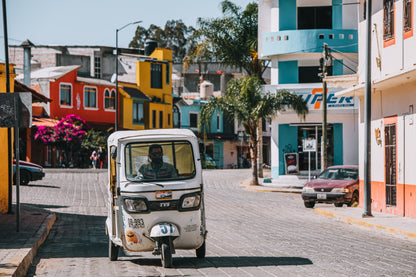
[106,129,207,268]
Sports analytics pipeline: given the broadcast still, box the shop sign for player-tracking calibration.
[297,88,355,110]
[303,139,317,152]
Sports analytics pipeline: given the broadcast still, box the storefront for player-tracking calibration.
[265,85,359,179]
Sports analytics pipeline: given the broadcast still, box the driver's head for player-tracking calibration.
[148,144,163,165]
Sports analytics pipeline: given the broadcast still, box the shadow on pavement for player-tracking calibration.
[130,256,313,268]
[25,183,61,189]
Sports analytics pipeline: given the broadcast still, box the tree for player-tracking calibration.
[199,76,308,186]
[184,0,269,81]
[129,20,193,62]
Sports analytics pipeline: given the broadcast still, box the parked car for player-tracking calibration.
[13,160,45,186]
[301,165,359,208]
[200,153,216,169]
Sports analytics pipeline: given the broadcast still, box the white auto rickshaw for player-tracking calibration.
[106,129,207,268]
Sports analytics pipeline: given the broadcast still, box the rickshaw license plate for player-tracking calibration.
[156,191,172,200]
[317,193,327,200]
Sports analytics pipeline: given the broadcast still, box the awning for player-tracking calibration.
[32,117,59,128]
[14,80,52,103]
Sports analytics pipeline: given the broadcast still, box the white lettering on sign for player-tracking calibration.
[297,88,354,110]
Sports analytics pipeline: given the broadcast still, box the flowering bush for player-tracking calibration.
[34,114,89,147]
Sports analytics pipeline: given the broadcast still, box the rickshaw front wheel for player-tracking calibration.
[196,241,206,259]
[109,237,119,261]
[161,241,172,268]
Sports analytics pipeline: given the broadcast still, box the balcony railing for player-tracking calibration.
[262,29,358,57]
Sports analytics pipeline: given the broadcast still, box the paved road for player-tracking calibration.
[22,169,416,276]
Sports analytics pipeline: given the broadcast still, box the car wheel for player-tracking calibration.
[334,203,343,207]
[304,201,315,208]
[20,170,31,186]
[161,240,173,268]
[348,191,359,207]
[196,241,206,259]
[109,237,119,261]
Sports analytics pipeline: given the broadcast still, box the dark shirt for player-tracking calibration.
[139,162,178,179]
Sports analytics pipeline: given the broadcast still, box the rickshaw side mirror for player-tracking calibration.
[111,147,117,160]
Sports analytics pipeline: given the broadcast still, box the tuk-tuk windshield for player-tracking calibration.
[125,141,196,181]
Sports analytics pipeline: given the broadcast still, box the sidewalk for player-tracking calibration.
[243,170,416,242]
[0,204,55,277]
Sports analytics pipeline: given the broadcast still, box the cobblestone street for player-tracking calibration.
[20,169,416,276]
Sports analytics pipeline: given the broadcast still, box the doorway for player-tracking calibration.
[296,124,334,171]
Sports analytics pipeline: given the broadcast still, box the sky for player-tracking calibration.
[0,0,256,62]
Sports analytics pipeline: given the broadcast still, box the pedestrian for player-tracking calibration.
[97,146,105,169]
[90,150,98,169]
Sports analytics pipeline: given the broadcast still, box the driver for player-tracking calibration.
[138,144,178,179]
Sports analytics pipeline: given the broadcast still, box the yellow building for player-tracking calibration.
[0,63,16,213]
[119,48,173,130]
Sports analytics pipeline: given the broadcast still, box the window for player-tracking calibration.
[84,86,97,108]
[94,56,101,78]
[168,113,171,126]
[384,0,395,40]
[166,63,170,85]
[404,0,413,33]
[151,63,162,89]
[217,114,220,131]
[124,141,196,182]
[104,89,115,110]
[298,6,332,30]
[152,110,156,128]
[59,84,72,106]
[133,101,144,124]
[159,111,163,128]
[173,105,180,128]
[299,66,332,83]
[189,113,198,129]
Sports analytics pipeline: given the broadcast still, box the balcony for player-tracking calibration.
[262,29,358,57]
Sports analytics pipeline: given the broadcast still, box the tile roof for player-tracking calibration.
[122,86,151,101]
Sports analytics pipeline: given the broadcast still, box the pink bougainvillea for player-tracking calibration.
[34,114,89,147]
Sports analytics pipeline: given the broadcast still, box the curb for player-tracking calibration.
[314,208,416,241]
[242,179,302,194]
[5,213,56,277]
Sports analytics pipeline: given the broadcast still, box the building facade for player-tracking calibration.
[337,0,416,218]
[258,0,359,178]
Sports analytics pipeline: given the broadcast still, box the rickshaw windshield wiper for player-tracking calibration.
[141,181,164,188]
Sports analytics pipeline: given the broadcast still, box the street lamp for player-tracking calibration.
[115,20,142,131]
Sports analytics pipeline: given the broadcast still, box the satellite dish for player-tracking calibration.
[111,73,117,83]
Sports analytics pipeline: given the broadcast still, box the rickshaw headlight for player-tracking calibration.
[179,193,201,211]
[123,198,149,213]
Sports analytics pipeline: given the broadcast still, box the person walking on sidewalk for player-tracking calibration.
[90,150,98,169]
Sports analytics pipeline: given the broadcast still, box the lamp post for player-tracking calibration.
[115,20,141,131]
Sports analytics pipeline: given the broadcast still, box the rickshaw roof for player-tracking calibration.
[108,129,197,147]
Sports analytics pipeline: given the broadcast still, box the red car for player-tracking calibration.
[301,165,359,208]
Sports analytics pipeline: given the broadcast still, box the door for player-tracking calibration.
[385,123,397,206]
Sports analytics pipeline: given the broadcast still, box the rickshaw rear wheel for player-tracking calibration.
[196,241,206,259]
[161,241,172,268]
[109,237,119,261]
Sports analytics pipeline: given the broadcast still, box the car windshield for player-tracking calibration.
[318,168,358,180]
[125,140,196,182]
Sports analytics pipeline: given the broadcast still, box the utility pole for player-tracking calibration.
[363,0,373,217]
[321,43,330,171]
[257,118,263,178]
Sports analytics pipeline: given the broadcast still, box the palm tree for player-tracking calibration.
[199,76,308,186]
[184,0,269,82]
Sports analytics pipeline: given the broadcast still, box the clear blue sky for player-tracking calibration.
[0,0,255,62]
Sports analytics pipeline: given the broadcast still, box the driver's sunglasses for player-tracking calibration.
[150,151,163,157]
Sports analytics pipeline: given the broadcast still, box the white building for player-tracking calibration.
[258,0,359,178]
[336,0,416,219]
